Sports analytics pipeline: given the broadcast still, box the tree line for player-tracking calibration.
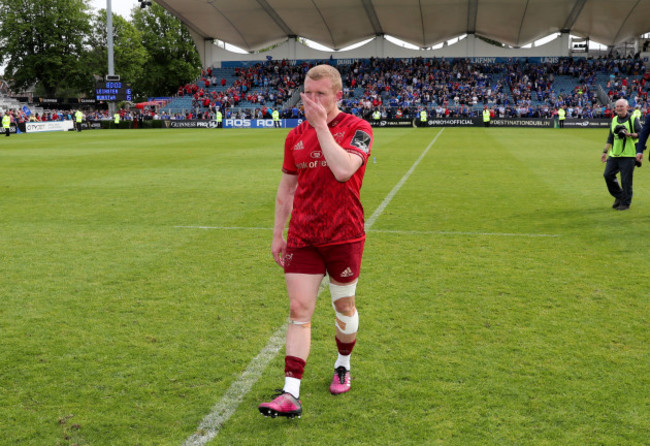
[0,0,202,100]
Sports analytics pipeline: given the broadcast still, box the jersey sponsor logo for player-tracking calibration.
[297,158,327,169]
[310,151,323,159]
[293,140,305,151]
[350,130,371,154]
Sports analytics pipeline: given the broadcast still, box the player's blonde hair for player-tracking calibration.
[305,64,342,93]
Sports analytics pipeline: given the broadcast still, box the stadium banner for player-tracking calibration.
[561,119,612,128]
[33,97,97,105]
[424,118,479,127]
[416,117,560,128]
[163,120,220,129]
[223,118,304,129]
[84,121,105,130]
[25,120,74,133]
[37,97,63,105]
[369,119,414,128]
[490,118,554,128]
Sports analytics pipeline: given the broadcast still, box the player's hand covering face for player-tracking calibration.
[301,77,340,127]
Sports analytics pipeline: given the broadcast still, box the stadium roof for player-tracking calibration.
[155,0,650,53]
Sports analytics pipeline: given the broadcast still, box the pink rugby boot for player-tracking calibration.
[329,366,351,395]
[258,391,302,419]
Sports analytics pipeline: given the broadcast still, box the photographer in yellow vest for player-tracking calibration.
[601,99,642,211]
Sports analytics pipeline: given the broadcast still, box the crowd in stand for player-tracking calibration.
[333,56,649,120]
[336,58,505,118]
[3,55,648,125]
[161,55,649,121]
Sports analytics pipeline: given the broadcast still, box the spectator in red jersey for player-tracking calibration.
[259,65,373,419]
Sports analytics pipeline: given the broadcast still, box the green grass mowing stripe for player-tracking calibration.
[180,129,445,445]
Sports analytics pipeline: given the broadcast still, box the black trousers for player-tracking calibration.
[604,156,636,206]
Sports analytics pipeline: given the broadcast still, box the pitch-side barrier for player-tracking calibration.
[8,118,635,133]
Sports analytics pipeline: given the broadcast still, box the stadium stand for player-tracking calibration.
[158,56,649,122]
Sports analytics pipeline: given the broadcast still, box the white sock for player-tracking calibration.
[334,353,351,371]
[283,377,301,399]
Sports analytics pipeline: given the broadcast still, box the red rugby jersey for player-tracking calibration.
[282,112,373,248]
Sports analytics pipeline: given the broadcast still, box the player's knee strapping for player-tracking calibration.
[329,280,359,335]
[288,319,311,328]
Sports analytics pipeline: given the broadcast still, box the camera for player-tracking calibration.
[613,124,628,137]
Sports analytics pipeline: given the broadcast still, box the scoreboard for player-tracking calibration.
[95,81,132,101]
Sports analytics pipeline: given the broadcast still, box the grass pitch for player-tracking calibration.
[0,127,648,445]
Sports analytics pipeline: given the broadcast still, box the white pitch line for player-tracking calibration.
[181,130,443,446]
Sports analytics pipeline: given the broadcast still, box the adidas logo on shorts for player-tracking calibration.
[340,267,354,278]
